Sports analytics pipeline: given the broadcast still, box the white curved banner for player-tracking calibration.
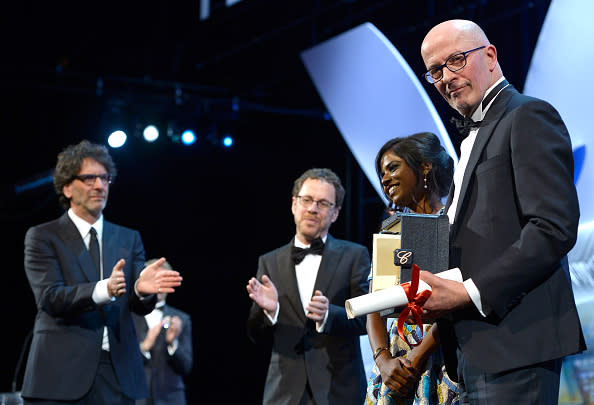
[301,22,457,204]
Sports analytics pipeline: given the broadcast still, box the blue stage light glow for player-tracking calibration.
[181,130,196,145]
[222,136,233,147]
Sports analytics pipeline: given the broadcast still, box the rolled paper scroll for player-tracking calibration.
[345,267,462,319]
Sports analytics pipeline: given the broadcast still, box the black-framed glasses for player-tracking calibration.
[296,195,335,210]
[73,173,113,186]
[422,45,486,84]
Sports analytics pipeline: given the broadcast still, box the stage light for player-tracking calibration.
[222,135,233,147]
[143,125,159,142]
[108,130,127,148]
[181,129,196,145]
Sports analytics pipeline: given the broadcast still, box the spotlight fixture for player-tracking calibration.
[108,130,127,148]
[143,125,159,142]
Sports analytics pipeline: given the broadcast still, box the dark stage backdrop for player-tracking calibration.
[1,86,386,405]
[0,1,554,404]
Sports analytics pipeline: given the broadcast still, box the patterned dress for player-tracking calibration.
[365,321,459,405]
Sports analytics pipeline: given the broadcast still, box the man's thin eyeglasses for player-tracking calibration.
[296,195,335,210]
[423,45,486,84]
[74,174,113,186]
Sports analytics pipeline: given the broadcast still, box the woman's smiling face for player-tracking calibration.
[379,150,423,209]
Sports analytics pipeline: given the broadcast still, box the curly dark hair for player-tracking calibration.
[292,168,345,208]
[374,132,453,204]
[53,140,117,209]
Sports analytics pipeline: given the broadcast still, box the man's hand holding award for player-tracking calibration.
[347,212,460,343]
[345,262,461,344]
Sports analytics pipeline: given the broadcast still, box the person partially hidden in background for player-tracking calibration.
[366,132,458,405]
[133,258,193,405]
[22,140,182,405]
[246,167,371,405]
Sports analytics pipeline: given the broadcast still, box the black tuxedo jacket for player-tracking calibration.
[247,234,370,405]
[440,84,586,377]
[22,212,156,400]
[133,305,193,405]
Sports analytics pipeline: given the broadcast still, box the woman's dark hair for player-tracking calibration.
[374,132,453,202]
[53,140,117,209]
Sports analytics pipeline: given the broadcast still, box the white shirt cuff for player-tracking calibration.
[316,309,329,332]
[140,343,151,359]
[463,277,490,317]
[92,279,113,304]
[263,302,280,325]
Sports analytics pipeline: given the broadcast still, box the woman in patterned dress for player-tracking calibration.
[365,132,458,405]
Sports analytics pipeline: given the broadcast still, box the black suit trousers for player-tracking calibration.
[24,351,134,405]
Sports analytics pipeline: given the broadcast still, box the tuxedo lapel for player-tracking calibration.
[59,214,100,283]
[276,242,307,323]
[444,183,455,214]
[102,221,117,279]
[312,235,339,294]
[452,86,516,236]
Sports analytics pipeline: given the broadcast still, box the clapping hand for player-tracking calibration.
[246,275,278,315]
[137,257,183,296]
[108,259,127,298]
[165,315,183,344]
[306,290,329,322]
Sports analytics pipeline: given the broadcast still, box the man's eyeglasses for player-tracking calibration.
[73,174,113,186]
[422,45,486,84]
[296,195,335,210]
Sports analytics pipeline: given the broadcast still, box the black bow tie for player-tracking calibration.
[450,79,510,137]
[291,238,325,264]
[450,116,481,137]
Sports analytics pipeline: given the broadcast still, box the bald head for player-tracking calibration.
[422,20,489,54]
[421,20,502,117]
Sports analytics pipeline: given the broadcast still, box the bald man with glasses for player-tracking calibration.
[418,19,585,404]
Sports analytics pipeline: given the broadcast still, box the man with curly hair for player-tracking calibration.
[22,140,183,405]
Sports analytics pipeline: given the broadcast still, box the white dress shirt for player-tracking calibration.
[446,77,509,316]
[265,235,329,332]
[141,303,178,358]
[67,209,112,350]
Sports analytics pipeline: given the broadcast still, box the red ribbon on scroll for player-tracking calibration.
[396,263,432,346]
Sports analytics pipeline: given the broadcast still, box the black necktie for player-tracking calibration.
[89,227,101,276]
[450,79,509,137]
[291,238,325,264]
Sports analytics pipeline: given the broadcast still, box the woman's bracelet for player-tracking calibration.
[373,346,390,360]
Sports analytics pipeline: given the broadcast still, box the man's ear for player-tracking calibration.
[63,183,72,199]
[291,196,297,216]
[486,44,498,72]
[331,206,341,223]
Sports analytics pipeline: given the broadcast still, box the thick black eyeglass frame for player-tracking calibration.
[73,174,113,185]
[422,45,486,84]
